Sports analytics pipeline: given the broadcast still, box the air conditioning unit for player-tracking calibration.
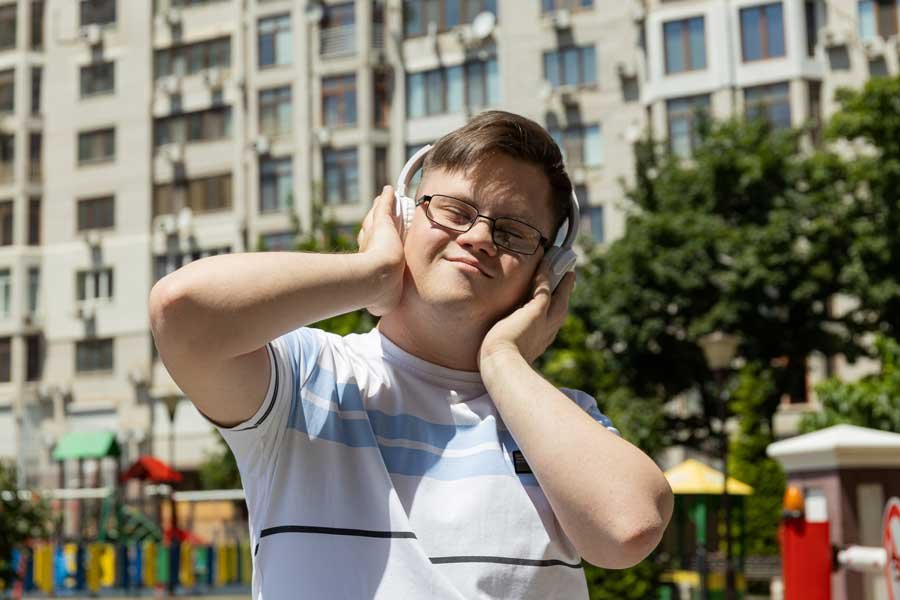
[204,67,224,87]
[616,60,637,79]
[165,8,182,26]
[82,229,102,247]
[822,27,848,48]
[453,24,473,47]
[75,303,96,320]
[157,214,178,235]
[315,128,332,145]
[165,143,185,163]
[79,24,103,46]
[862,37,885,58]
[551,9,571,30]
[254,136,271,155]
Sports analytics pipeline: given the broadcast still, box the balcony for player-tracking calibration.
[320,24,356,58]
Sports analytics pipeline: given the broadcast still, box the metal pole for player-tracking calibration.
[717,369,735,600]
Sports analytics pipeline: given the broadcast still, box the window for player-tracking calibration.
[580,204,604,243]
[808,80,822,144]
[549,124,602,167]
[323,148,359,205]
[154,173,231,216]
[154,37,230,79]
[153,107,231,146]
[30,66,41,114]
[77,195,114,230]
[77,267,113,302]
[259,158,293,213]
[258,14,292,68]
[259,86,292,137]
[805,1,820,57]
[80,0,116,26]
[168,0,229,7]
[0,4,16,50]
[0,337,9,382]
[542,0,592,12]
[78,128,115,164]
[374,70,392,128]
[81,61,116,98]
[0,270,8,319]
[75,338,113,373]
[0,134,12,182]
[745,81,791,129]
[663,17,706,74]
[543,45,597,87]
[667,95,711,158]
[260,231,296,251]
[26,266,38,313]
[403,0,497,36]
[322,75,357,127]
[407,57,499,118]
[320,2,355,57]
[154,246,229,282]
[0,200,11,245]
[858,0,899,40]
[375,147,389,192]
[25,334,41,381]
[0,69,14,112]
[28,197,39,244]
[741,3,786,61]
[30,1,43,49]
[29,133,40,181]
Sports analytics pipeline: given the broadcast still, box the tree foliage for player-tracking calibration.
[800,335,900,433]
[0,461,51,584]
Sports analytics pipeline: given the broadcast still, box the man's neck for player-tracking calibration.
[377,302,489,372]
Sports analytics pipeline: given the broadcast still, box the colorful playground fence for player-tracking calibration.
[9,540,251,594]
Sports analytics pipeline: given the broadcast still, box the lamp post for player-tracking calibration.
[698,331,740,600]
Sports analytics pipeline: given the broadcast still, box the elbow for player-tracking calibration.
[582,485,674,569]
[149,277,191,343]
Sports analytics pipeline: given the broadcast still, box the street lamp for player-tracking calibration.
[698,331,740,600]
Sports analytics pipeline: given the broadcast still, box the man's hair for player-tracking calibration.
[422,110,573,238]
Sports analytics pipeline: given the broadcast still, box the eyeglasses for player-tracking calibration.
[416,194,550,256]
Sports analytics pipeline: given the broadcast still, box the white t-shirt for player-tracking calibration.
[217,326,620,599]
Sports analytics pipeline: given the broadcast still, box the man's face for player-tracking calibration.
[401,153,556,325]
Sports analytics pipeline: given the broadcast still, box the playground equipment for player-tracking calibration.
[658,459,754,600]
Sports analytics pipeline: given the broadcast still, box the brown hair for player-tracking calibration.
[422,110,573,238]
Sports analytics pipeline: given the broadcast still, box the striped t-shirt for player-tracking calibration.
[218,326,620,599]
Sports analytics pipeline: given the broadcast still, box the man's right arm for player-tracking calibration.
[148,186,404,427]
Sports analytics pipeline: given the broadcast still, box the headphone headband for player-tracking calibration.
[396,145,580,250]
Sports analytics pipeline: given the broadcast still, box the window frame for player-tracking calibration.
[663,16,707,74]
[740,2,787,62]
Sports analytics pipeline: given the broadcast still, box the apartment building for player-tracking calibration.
[2,0,895,487]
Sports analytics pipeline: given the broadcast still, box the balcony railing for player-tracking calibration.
[320,24,356,57]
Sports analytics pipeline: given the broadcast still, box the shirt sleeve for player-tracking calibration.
[560,388,621,437]
[214,327,323,481]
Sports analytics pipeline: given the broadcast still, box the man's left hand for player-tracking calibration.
[478,260,576,369]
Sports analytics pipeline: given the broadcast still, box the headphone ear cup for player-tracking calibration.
[545,248,577,292]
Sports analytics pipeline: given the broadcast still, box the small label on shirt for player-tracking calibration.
[512,451,532,474]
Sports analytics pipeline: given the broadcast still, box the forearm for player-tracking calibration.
[480,350,673,568]
[150,251,393,360]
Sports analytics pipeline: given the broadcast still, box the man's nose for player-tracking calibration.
[457,217,496,254]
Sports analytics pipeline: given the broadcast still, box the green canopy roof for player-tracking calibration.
[52,431,120,461]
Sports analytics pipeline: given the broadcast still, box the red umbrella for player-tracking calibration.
[119,455,183,484]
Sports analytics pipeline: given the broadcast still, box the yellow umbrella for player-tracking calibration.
[664,459,753,496]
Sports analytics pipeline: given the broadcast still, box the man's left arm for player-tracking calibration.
[478,267,673,569]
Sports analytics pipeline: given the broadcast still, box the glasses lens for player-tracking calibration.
[427,196,477,230]
[494,218,541,254]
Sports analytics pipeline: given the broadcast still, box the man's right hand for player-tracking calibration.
[358,185,406,316]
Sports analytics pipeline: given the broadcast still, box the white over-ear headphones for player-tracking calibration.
[394,144,580,292]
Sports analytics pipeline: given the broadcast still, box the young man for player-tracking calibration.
[149,111,673,599]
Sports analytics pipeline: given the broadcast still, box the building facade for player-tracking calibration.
[2,0,895,486]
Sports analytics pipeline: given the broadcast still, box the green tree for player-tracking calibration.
[829,77,900,339]
[572,117,859,456]
[0,461,51,584]
[800,335,900,433]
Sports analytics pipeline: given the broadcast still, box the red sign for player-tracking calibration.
[885,497,900,600]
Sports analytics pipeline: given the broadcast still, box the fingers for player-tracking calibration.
[547,271,575,326]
